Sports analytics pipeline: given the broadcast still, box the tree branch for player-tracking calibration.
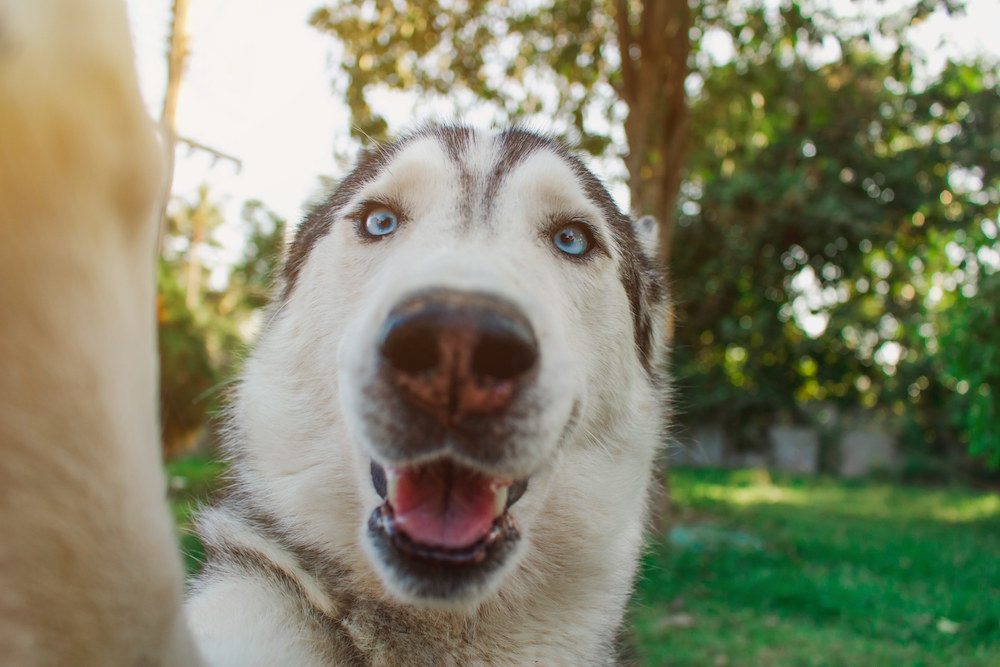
[176,136,243,172]
[615,0,637,102]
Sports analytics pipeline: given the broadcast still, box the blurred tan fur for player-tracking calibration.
[0,1,199,663]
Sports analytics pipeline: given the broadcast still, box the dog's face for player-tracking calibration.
[239,127,666,608]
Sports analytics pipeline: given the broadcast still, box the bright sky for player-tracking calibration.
[124,0,1000,274]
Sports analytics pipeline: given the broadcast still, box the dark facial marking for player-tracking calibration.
[553,146,665,371]
[485,128,665,370]
[482,128,552,212]
[281,138,412,298]
[432,125,476,229]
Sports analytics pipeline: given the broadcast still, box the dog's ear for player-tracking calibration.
[633,215,660,259]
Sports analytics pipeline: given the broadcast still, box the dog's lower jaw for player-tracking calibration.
[354,517,641,665]
[365,506,523,607]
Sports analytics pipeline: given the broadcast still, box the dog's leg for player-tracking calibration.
[0,1,199,663]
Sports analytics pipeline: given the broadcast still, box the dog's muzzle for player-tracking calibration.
[364,290,539,600]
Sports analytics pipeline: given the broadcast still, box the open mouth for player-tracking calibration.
[368,458,527,568]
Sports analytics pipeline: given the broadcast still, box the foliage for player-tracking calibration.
[937,270,1000,468]
[631,467,1000,665]
[310,0,623,151]
[158,256,219,456]
[227,200,287,313]
[165,454,228,575]
[158,186,225,455]
[158,190,286,456]
[675,43,1000,470]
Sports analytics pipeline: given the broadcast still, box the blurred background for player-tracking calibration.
[127,0,999,663]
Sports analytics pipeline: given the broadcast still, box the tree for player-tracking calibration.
[158,253,218,457]
[158,189,286,456]
[158,0,242,250]
[158,186,225,456]
[677,47,998,436]
[937,271,1000,468]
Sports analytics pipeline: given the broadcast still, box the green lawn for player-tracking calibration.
[166,459,1000,665]
[165,455,227,574]
[632,467,1000,666]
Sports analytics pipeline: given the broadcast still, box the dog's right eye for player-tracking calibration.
[363,208,399,238]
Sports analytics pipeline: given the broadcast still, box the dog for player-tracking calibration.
[0,2,669,664]
[186,126,670,665]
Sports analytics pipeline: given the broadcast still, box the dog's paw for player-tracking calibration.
[0,0,162,235]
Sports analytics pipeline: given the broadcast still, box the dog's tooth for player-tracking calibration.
[387,468,400,504]
[493,485,509,518]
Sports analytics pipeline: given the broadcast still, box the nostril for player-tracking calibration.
[472,328,537,381]
[380,320,439,374]
[378,291,538,421]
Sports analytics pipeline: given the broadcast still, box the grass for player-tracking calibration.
[165,455,227,575]
[165,458,1000,665]
[631,467,1000,666]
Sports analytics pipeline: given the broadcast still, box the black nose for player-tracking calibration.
[378,291,538,424]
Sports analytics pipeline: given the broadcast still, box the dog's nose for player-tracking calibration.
[378,291,538,423]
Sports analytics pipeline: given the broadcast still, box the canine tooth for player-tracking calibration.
[386,468,400,504]
[493,485,509,518]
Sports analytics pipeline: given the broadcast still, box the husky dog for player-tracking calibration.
[187,126,670,665]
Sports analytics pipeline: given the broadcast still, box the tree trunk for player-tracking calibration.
[614,0,693,532]
[615,0,691,267]
[159,0,191,252]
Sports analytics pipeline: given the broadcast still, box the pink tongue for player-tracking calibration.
[390,461,506,550]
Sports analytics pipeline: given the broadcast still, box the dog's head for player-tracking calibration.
[239,126,668,608]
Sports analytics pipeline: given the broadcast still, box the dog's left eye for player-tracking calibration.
[363,208,399,237]
[552,222,590,256]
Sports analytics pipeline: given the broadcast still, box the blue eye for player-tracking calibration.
[552,222,590,256]
[363,208,399,237]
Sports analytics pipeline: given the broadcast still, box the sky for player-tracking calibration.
[126,0,345,271]
[124,0,1000,275]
